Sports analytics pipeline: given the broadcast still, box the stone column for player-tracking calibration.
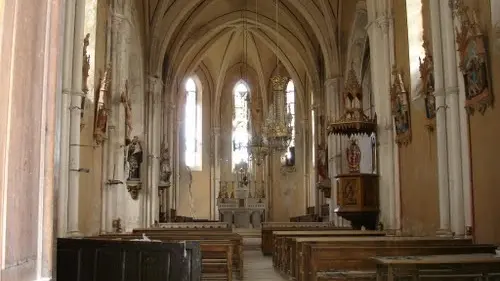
[324,77,342,224]
[430,0,452,236]
[441,0,465,237]
[147,76,163,225]
[58,0,76,237]
[365,1,400,231]
[212,126,221,220]
[106,5,130,229]
[67,0,87,237]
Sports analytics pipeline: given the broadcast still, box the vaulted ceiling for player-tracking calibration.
[142,0,342,103]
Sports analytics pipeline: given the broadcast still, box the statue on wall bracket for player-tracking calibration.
[419,39,436,131]
[391,66,412,146]
[159,142,172,186]
[453,0,492,115]
[125,136,143,181]
[93,65,111,145]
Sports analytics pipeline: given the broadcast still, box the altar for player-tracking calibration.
[217,168,267,229]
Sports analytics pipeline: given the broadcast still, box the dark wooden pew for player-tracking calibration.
[133,223,243,278]
[373,253,500,281]
[294,237,496,281]
[272,230,385,274]
[261,222,350,255]
[57,238,202,281]
[290,214,322,222]
[97,233,240,281]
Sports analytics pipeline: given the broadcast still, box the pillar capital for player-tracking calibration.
[324,76,342,88]
[148,75,164,94]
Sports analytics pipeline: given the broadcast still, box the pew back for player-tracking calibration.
[261,222,349,255]
[57,238,202,281]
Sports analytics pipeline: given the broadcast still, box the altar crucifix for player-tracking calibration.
[121,79,132,141]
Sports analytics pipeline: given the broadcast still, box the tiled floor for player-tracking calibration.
[240,250,288,281]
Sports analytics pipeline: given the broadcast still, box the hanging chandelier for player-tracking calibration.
[263,74,293,152]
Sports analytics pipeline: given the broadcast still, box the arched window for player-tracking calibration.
[406,0,425,97]
[232,81,250,169]
[285,80,296,162]
[184,78,202,170]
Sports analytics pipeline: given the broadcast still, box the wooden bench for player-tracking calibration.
[261,222,349,255]
[373,253,500,281]
[132,227,242,278]
[272,230,385,274]
[94,234,235,281]
[296,237,496,281]
[137,222,231,231]
[290,214,322,222]
[57,238,202,281]
[98,232,242,280]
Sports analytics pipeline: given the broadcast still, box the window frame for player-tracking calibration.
[231,81,251,170]
[184,77,202,171]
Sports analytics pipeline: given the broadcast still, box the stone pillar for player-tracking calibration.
[67,0,86,237]
[106,5,131,229]
[212,126,221,220]
[441,0,465,237]
[324,77,342,224]
[365,1,400,232]
[147,76,163,225]
[58,0,76,237]
[430,0,452,236]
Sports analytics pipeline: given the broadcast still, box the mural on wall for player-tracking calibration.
[391,67,412,146]
[452,0,492,115]
[93,66,111,145]
[419,39,436,129]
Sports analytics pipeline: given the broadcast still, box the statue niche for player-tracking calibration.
[126,136,143,181]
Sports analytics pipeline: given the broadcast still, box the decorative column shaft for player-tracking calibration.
[430,0,452,235]
[441,0,464,236]
[67,0,86,237]
[148,76,163,225]
[105,6,130,230]
[58,0,77,237]
[325,77,342,224]
[365,3,400,232]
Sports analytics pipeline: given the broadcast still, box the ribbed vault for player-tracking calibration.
[143,0,341,118]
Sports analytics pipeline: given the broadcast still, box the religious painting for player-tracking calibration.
[93,66,111,145]
[454,2,492,114]
[390,67,411,146]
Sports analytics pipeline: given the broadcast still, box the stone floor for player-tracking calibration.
[239,250,288,281]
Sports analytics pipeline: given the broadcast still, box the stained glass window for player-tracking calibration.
[406,0,425,97]
[184,78,202,170]
[232,81,250,169]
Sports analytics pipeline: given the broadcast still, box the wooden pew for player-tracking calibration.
[272,230,385,274]
[373,253,500,281]
[294,236,496,281]
[261,222,350,255]
[132,227,242,278]
[94,234,235,281]
[57,238,202,281]
[290,214,322,222]
[137,222,232,231]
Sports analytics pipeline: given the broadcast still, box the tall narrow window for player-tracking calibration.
[184,78,202,170]
[232,81,250,169]
[406,0,425,97]
[285,80,296,163]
